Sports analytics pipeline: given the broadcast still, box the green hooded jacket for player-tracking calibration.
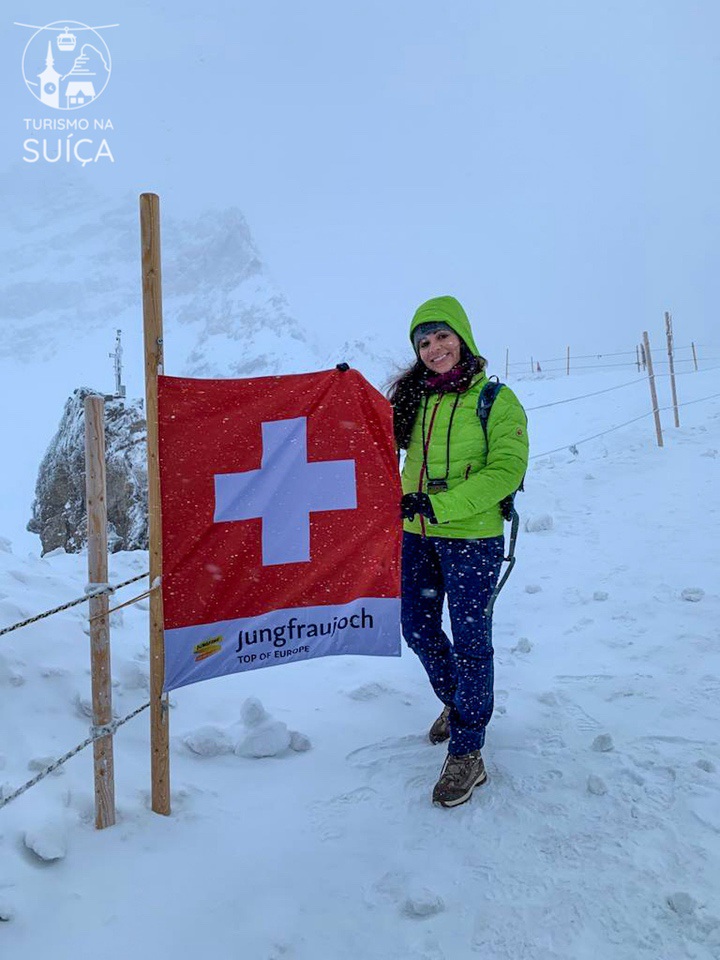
[402,296,529,539]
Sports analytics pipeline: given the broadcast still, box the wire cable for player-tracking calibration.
[530,391,720,461]
[525,376,645,412]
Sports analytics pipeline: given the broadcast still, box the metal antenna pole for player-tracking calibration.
[108,329,126,400]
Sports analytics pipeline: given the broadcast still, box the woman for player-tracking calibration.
[389,295,528,807]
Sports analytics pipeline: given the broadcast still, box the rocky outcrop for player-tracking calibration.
[28,388,147,555]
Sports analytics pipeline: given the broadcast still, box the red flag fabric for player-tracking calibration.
[157,367,402,691]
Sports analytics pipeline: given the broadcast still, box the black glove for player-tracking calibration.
[401,492,437,523]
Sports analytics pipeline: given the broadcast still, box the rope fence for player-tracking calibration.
[0,571,149,639]
[89,583,157,623]
[524,358,720,417]
[0,701,150,812]
[507,342,713,370]
[1,568,153,815]
[511,343,707,365]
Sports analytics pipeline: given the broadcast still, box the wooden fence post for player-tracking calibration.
[84,394,116,830]
[665,312,680,427]
[643,331,664,448]
[140,193,170,816]
[691,341,698,371]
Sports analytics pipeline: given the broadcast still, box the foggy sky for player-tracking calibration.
[4,1,720,368]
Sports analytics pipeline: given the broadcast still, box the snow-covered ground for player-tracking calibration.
[1,365,719,959]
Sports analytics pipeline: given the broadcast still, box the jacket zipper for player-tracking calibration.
[417,396,442,538]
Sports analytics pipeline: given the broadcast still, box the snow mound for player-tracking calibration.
[347,682,394,701]
[400,890,445,919]
[524,514,554,533]
[184,725,234,757]
[681,587,705,602]
[587,774,608,796]
[23,822,67,862]
[240,697,269,727]
[511,637,532,654]
[289,731,312,753]
[0,896,14,922]
[183,701,311,760]
[235,720,292,759]
[233,698,310,758]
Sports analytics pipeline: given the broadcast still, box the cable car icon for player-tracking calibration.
[56,27,77,52]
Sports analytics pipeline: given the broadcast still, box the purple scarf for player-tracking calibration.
[424,355,480,395]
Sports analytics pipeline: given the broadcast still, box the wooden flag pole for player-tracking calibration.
[140,193,170,816]
[643,331,663,448]
[84,394,116,830]
[665,311,680,427]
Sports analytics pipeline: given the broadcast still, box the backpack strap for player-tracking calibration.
[476,378,524,519]
[476,377,504,444]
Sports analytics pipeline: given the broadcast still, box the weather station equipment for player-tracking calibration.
[108,329,126,400]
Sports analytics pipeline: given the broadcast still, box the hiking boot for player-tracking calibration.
[432,750,487,807]
[428,705,451,744]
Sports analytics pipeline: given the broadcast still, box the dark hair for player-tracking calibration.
[387,344,488,449]
[386,358,428,450]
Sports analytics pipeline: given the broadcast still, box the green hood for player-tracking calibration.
[409,295,480,357]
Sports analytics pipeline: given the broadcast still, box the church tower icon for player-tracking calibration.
[38,40,61,108]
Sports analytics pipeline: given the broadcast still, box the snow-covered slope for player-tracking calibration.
[1,369,719,959]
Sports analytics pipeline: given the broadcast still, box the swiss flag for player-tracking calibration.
[157,367,402,691]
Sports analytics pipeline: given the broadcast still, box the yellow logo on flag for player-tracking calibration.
[193,635,223,662]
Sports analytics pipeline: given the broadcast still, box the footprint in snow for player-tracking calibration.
[346,735,425,767]
[346,682,397,701]
[539,691,602,737]
[666,891,696,916]
[511,637,532,655]
[681,587,705,602]
[367,871,445,920]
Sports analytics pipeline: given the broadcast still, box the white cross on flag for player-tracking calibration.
[157,367,401,691]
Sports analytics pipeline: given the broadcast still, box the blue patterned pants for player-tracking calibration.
[401,532,505,756]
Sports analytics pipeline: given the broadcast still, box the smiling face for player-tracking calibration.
[417,329,463,374]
